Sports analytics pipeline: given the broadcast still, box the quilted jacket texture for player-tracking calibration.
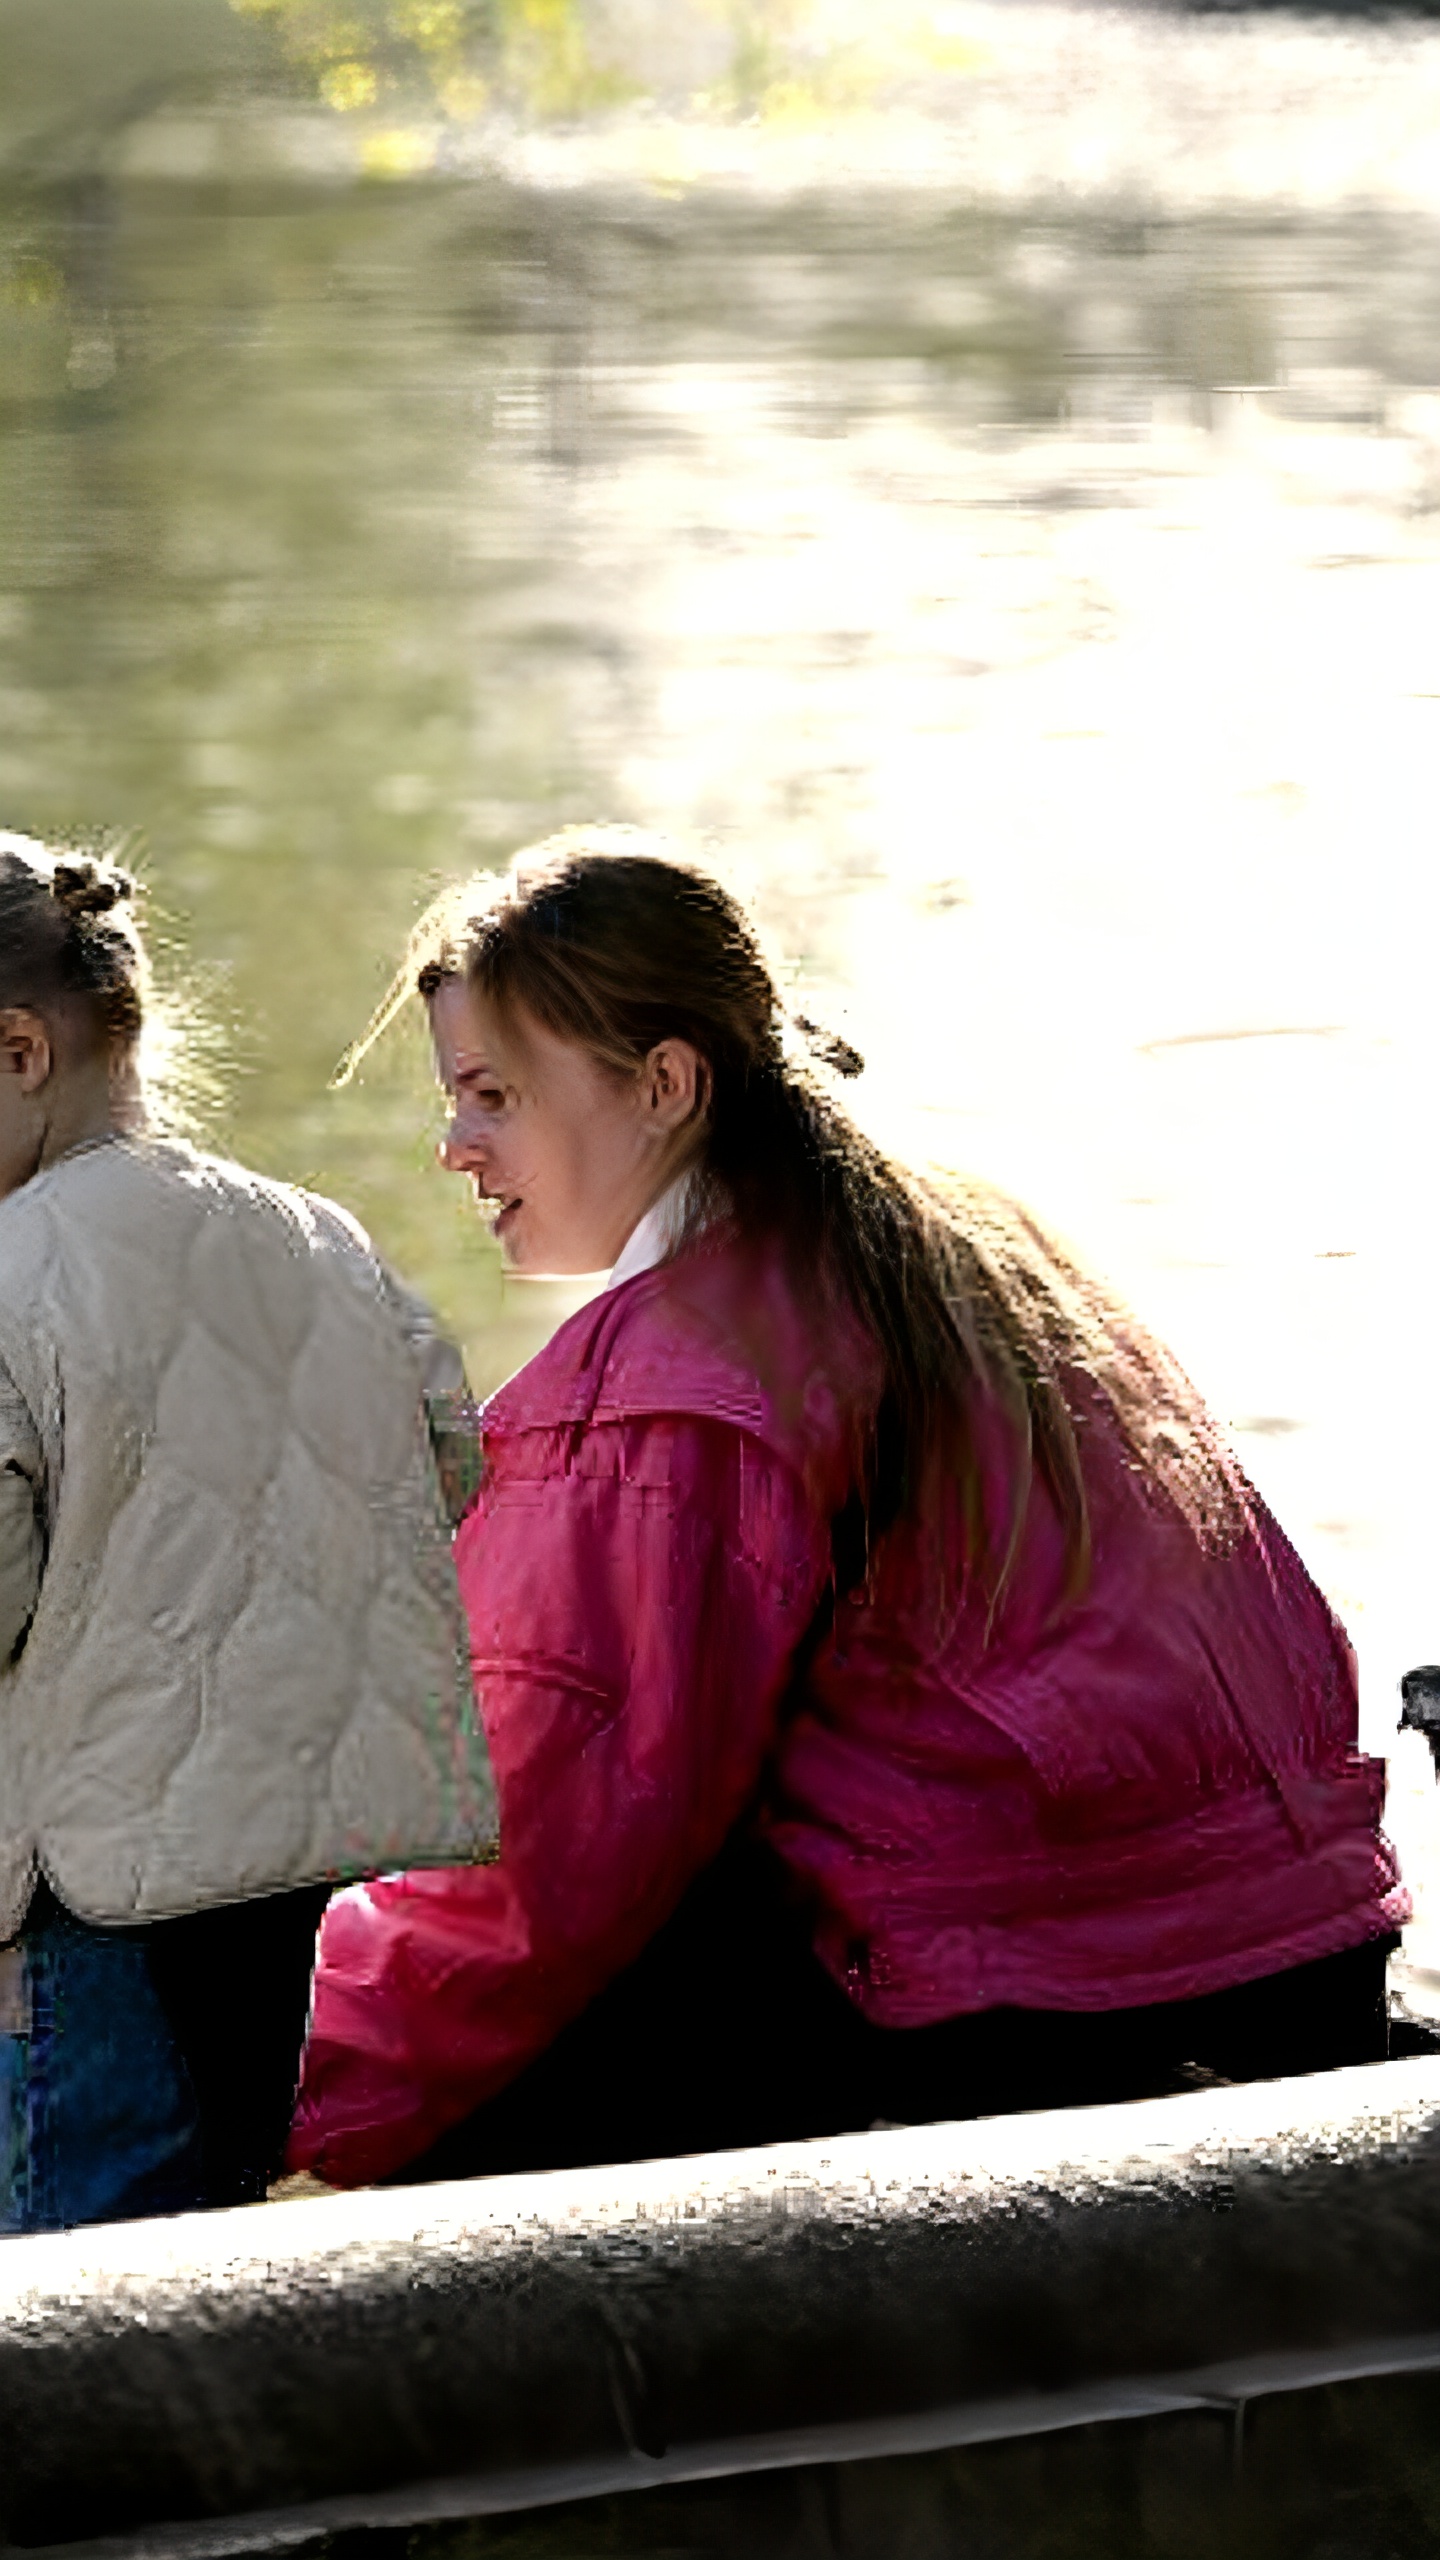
[0,1136,495,1934]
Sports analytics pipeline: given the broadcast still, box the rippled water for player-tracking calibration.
[7,0,1440,1968]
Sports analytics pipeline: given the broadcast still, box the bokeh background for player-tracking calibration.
[6,0,1440,1974]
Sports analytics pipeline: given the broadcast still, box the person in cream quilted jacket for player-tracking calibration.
[0,832,495,2232]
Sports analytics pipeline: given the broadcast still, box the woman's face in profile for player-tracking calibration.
[429,975,702,1276]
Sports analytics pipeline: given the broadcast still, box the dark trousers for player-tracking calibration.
[145,1882,330,2206]
[15,1877,328,2219]
[388,1833,1398,2189]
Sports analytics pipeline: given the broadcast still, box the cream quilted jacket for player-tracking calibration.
[0,1135,495,1935]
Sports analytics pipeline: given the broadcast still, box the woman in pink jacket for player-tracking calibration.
[289,831,1406,2189]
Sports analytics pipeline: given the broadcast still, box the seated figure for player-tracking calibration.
[0,834,494,2229]
[289,828,1406,2190]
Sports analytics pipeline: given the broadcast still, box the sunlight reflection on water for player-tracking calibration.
[6,0,1440,1965]
[591,362,1440,1959]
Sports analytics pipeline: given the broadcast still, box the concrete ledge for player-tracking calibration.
[5,2059,1440,2555]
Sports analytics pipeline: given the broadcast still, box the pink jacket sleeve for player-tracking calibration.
[288,1413,831,2186]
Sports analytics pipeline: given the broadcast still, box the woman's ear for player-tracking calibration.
[0,1011,53,1095]
[642,1039,706,1133]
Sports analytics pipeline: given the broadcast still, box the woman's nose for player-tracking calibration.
[439,1119,482,1175]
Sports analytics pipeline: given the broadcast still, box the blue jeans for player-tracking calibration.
[0,1893,204,2235]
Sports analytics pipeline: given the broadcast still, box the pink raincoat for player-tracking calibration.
[290,1235,1405,2187]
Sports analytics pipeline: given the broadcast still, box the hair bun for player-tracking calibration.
[51,857,135,922]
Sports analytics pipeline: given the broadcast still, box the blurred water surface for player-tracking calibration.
[6,0,1440,1960]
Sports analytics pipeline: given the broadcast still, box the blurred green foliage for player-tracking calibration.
[228,0,632,119]
[0,0,966,160]
[220,0,918,130]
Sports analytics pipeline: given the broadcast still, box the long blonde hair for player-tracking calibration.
[352,828,1241,1600]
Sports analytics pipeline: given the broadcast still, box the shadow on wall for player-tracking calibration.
[391,2376,1440,2560]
